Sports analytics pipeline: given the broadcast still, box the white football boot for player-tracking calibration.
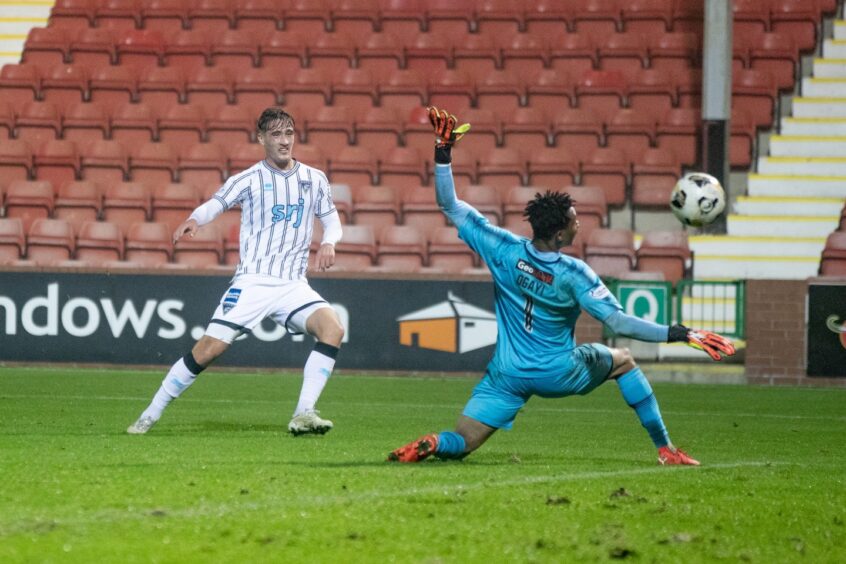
[288,410,333,436]
[127,415,157,435]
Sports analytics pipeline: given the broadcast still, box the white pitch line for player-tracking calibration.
[0,461,786,536]
[1,394,844,422]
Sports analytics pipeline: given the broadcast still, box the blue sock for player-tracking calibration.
[616,367,670,448]
[435,431,466,459]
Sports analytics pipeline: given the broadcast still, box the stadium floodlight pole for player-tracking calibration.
[701,0,732,234]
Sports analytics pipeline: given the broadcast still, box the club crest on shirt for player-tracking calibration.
[299,180,312,192]
[222,287,241,314]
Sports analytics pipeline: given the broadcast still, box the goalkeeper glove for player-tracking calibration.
[667,324,736,361]
[427,106,471,164]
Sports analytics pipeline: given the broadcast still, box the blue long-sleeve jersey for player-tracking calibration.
[434,163,669,378]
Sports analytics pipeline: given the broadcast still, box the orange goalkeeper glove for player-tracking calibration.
[428,106,471,164]
[668,324,736,361]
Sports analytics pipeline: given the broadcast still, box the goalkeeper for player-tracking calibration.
[388,107,736,466]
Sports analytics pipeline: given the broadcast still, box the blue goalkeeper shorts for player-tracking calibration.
[462,343,614,430]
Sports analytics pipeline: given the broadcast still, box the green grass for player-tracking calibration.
[1,366,844,563]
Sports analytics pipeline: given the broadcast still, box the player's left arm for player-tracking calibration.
[315,209,342,271]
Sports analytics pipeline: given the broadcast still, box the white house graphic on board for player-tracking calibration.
[396,292,497,353]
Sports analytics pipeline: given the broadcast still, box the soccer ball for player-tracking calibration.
[669,172,726,227]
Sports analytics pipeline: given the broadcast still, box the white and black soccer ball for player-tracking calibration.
[669,172,727,227]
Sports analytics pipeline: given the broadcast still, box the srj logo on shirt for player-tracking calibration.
[271,199,305,228]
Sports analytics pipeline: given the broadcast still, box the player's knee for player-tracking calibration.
[191,336,228,366]
[610,347,636,377]
[318,316,345,347]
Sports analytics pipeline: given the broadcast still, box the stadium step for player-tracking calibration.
[781,117,846,137]
[0,1,49,65]
[727,214,840,237]
[813,58,846,78]
[734,196,844,217]
[689,234,826,258]
[792,97,846,118]
[835,20,845,40]
[769,135,846,158]
[747,173,846,198]
[801,77,846,98]
[823,38,846,58]
[692,254,820,279]
[756,157,846,180]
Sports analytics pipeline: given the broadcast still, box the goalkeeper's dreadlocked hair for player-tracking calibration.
[523,191,574,241]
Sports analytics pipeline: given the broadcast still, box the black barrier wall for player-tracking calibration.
[0,272,497,371]
[807,283,846,377]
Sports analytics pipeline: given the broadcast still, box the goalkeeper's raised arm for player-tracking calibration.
[428,106,476,227]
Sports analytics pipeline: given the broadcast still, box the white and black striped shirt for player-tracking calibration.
[211,159,336,280]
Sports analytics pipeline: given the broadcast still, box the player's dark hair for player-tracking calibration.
[523,191,574,241]
[257,107,295,133]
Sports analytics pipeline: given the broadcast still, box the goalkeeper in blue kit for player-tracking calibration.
[388,107,736,466]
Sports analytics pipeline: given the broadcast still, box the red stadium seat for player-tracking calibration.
[403,104,441,156]
[477,148,527,192]
[351,184,400,234]
[234,0,282,35]
[424,0,475,36]
[282,68,332,119]
[330,0,380,37]
[732,0,770,39]
[210,28,262,71]
[137,66,186,108]
[427,69,475,112]
[524,0,572,38]
[356,32,405,76]
[378,69,427,112]
[206,104,255,147]
[110,102,158,145]
[453,33,499,81]
[152,182,199,233]
[329,182,353,223]
[116,29,165,69]
[173,223,223,268]
[333,224,375,270]
[732,68,778,129]
[655,108,701,167]
[458,107,501,154]
[0,139,34,184]
[502,185,538,231]
[22,27,72,66]
[400,185,448,232]
[526,146,579,187]
[158,104,206,147]
[124,221,173,266]
[0,217,26,264]
[283,0,331,35]
[41,63,90,107]
[141,0,190,34]
[54,180,101,232]
[770,0,819,52]
[750,32,799,92]
[332,68,378,114]
[584,227,635,279]
[605,108,656,160]
[729,107,756,169]
[648,31,699,73]
[228,142,264,175]
[572,0,623,37]
[550,108,602,161]
[233,67,284,109]
[579,147,631,207]
[76,221,124,266]
[0,64,41,106]
[178,142,227,187]
[95,0,143,30]
[427,225,477,272]
[500,33,548,76]
[4,180,54,232]
[627,68,677,119]
[185,67,235,115]
[303,105,354,151]
[635,229,690,284]
[0,99,14,139]
[307,31,356,75]
[68,27,117,67]
[475,69,525,115]
[378,146,428,190]
[354,106,404,156]
[376,224,426,270]
[188,0,236,34]
[564,185,608,241]
[631,147,681,212]
[548,32,596,77]
[502,107,550,154]
[14,101,62,145]
[260,30,308,75]
[89,65,138,111]
[524,68,575,117]
[574,70,627,123]
[293,143,327,172]
[102,181,152,229]
[328,146,376,186]
[622,0,673,35]
[597,32,649,81]
[26,218,74,265]
[379,0,425,37]
[62,101,110,142]
[129,142,178,184]
[80,139,130,185]
[476,0,524,36]
[49,0,97,29]
[34,139,80,188]
[670,0,703,34]
[162,29,211,72]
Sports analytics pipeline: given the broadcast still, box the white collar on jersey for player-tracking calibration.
[261,159,301,176]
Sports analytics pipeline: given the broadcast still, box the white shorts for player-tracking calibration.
[205,275,331,344]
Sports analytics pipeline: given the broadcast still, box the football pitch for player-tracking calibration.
[1,367,844,563]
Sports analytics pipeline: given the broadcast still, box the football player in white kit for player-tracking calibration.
[128,107,345,436]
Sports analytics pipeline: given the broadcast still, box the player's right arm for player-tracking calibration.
[172,175,248,243]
